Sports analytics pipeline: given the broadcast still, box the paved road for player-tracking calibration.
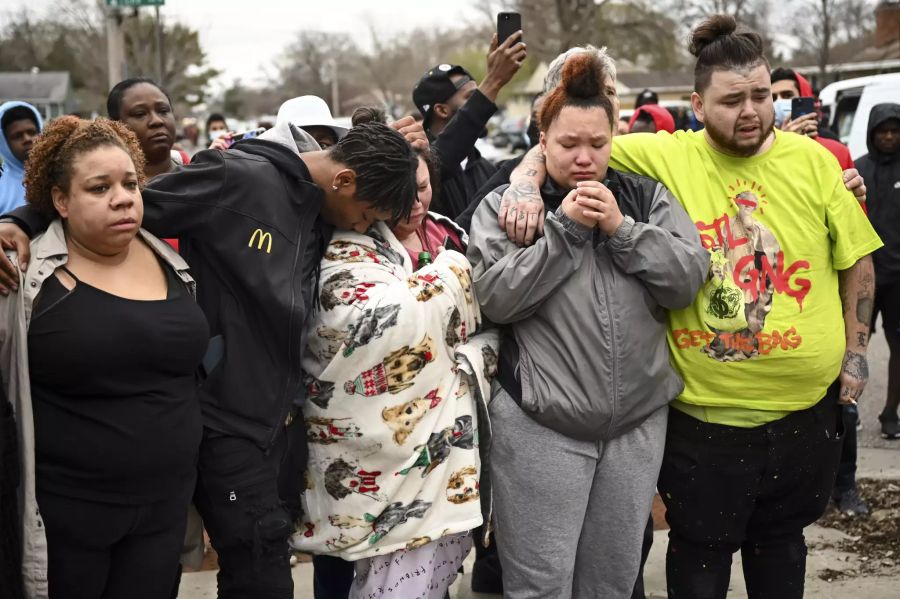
[858,326,897,449]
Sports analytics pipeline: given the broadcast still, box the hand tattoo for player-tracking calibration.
[857,332,869,348]
[507,181,538,202]
[842,350,869,381]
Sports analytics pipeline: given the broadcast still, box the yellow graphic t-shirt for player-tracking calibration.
[610,129,882,421]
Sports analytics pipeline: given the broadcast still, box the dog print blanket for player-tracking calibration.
[293,221,498,561]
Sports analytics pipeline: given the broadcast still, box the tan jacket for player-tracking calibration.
[0,220,195,598]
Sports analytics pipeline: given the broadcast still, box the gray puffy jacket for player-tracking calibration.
[466,169,709,441]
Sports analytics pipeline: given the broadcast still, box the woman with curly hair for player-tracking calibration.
[2,116,209,598]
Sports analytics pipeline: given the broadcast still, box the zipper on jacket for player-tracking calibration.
[597,257,619,437]
[267,217,314,452]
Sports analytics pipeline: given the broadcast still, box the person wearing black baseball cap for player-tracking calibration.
[635,88,659,109]
[413,31,526,224]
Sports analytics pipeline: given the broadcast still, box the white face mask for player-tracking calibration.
[774,99,792,127]
[209,129,228,141]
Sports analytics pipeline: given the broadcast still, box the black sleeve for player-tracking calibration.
[139,149,228,239]
[455,156,522,233]
[5,205,50,239]
[432,89,498,179]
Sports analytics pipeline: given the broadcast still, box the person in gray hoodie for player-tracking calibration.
[466,52,708,598]
[857,103,900,439]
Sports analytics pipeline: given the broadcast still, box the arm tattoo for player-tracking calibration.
[524,169,538,177]
[856,267,875,325]
[856,296,874,326]
[523,148,545,165]
[842,350,869,381]
[857,332,869,348]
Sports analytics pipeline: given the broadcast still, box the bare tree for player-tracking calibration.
[274,31,364,110]
[511,0,601,59]
[835,0,877,41]
[0,0,220,115]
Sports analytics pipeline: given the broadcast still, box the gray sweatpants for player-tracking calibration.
[489,387,668,598]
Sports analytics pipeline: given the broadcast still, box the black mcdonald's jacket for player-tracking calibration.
[9,123,332,450]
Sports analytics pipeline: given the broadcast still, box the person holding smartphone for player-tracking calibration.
[412,19,526,224]
[770,68,859,196]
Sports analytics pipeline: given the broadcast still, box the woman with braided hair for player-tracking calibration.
[2,116,209,598]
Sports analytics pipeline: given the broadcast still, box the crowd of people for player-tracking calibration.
[0,12,897,599]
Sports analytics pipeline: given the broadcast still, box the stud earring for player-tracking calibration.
[332,185,339,191]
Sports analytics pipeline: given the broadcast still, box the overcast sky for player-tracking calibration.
[3,0,485,89]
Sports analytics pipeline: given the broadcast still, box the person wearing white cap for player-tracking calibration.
[276,95,348,149]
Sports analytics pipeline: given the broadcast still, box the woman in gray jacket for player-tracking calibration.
[466,53,708,598]
[2,116,208,599]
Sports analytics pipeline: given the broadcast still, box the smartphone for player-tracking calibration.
[497,11,522,46]
[225,127,266,148]
[443,235,464,253]
[791,97,816,119]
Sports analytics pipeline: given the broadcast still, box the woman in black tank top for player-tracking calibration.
[10,117,208,598]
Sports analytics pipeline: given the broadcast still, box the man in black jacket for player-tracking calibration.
[412,31,525,223]
[858,103,900,440]
[0,120,419,599]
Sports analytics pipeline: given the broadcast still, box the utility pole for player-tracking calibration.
[105,5,126,90]
[155,5,164,84]
[330,59,340,116]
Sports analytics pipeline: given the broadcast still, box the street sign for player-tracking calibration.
[106,0,165,6]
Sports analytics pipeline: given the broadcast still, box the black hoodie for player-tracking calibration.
[10,131,332,450]
[857,103,900,286]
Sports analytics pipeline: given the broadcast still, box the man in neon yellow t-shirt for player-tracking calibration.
[493,15,881,599]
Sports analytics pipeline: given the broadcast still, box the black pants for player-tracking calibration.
[833,403,860,497]
[312,554,354,599]
[873,282,900,421]
[38,481,194,599]
[1,399,23,599]
[658,385,843,599]
[194,422,307,599]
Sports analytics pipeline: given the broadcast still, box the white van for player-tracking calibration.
[819,73,900,160]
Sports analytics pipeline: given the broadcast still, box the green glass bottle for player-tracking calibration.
[418,251,432,267]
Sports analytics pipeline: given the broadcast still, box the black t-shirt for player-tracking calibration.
[28,261,209,503]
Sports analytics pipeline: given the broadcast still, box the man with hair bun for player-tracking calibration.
[467,51,708,597]
[611,15,880,598]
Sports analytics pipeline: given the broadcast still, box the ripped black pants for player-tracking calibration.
[194,423,306,599]
[658,383,843,599]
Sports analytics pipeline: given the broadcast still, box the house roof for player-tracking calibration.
[616,70,694,94]
[0,71,71,105]
[516,63,694,96]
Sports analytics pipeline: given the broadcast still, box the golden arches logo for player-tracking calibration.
[249,229,272,254]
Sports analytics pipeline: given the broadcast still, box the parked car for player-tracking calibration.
[491,117,529,151]
[819,73,900,160]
